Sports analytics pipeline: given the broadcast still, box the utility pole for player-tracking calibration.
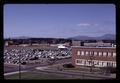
[19,53,21,79]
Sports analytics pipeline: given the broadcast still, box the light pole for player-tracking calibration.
[82,72,84,79]
[19,53,21,79]
[47,56,56,65]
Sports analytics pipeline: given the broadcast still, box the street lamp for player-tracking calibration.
[47,56,56,65]
[19,53,21,79]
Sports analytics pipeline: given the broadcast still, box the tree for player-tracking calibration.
[57,65,63,71]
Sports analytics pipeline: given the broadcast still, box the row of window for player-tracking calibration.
[77,51,116,57]
[76,59,116,67]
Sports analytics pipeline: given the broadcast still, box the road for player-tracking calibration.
[34,67,115,79]
[4,58,71,73]
[4,58,116,79]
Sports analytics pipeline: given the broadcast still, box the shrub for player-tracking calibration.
[110,67,116,73]
[100,66,116,74]
[21,62,26,65]
[63,63,75,68]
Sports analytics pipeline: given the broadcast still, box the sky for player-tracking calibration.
[4,4,115,38]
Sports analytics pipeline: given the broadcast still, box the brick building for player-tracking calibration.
[71,46,116,68]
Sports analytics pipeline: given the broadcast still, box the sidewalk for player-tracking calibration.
[4,71,27,76]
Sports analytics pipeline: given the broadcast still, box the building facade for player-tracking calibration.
[71,46,116,68]
[83,42,112,47]
[72,40,81,46]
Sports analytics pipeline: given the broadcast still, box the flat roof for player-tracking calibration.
[71,46,116,49]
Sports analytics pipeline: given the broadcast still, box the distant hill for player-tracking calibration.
[4,34,115,41]
[9,36,31,39]
[68,34,115,40]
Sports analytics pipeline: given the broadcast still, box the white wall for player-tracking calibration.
[75,59,116,68]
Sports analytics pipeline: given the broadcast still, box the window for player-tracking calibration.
[85,51,89,56]
[91,51,94,55]
[89,51,91,55]
[107,62,110,67]
[92,61,94,64]
[81,51,84,55]
[97,61,99,65]
[86,60,89,65]
[113,62,116,67]
[102,62,104,66]
[76,59,82,63]
[77,51,80,55]
[94,60,98,65]
[99,61,102,67]
[108,52,111,57]
[113,52,116,57]
[76,59,85,65]
[89,51,94,56]
[88,61,91,65]
[94,52,97,56]
[103,52,107,57]
[99,52,102,56]
[111,63,113,67]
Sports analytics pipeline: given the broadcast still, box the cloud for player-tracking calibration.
[77,23,99,27]
[94,24,99,26]
[77,23,91,27]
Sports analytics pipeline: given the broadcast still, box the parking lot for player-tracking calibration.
[4,46,71,65]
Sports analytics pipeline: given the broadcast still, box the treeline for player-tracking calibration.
[4,38,115,46]
[4,38,72,45]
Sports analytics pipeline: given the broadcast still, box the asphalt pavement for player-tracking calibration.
[4,58,71,73]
